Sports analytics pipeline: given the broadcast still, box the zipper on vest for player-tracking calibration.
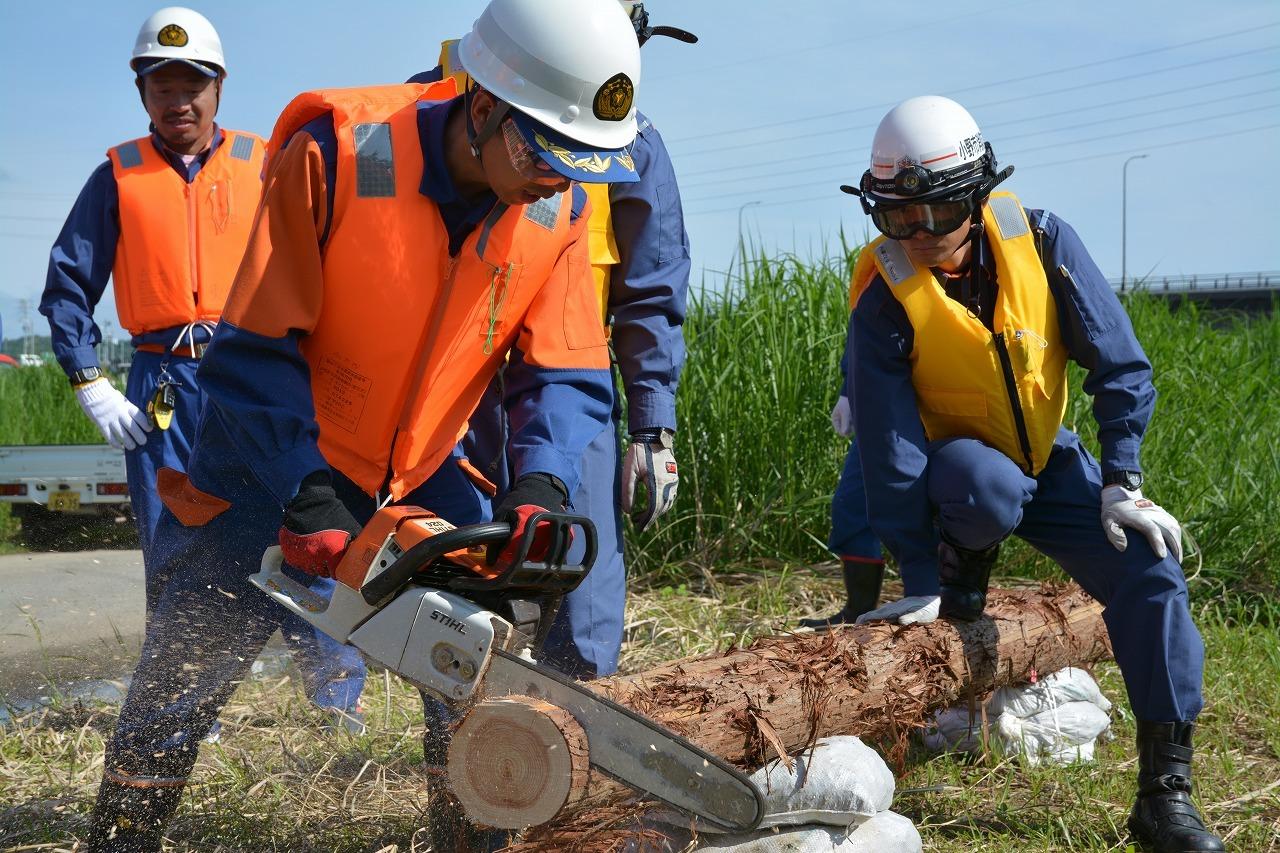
[993,332,1036,473]
[185,184,199,310]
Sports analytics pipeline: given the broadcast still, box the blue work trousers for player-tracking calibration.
[122,351,365,711]
[827,436,884,562]
[926,428,1204,723]
[464,379,627,680]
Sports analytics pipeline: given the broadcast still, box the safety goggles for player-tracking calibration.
[501,116,559,183]
[868,195,976,240]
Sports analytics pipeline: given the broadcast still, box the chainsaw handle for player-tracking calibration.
[360,522,510,606]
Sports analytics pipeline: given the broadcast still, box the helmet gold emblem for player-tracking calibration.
[157,24,189,47]
[592,73,634,122]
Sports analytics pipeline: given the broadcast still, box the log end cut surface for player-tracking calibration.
[448,695,590,829]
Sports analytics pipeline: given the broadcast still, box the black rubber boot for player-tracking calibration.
[937,536,1001,622]
[422,706,510,852]
[86,776,185,853]
[799,559,885,629]
[1128,721,1225,852]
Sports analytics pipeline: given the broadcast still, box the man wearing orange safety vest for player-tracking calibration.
[84,1,640,849]
[409,0,695,683]
[39,6,368,729]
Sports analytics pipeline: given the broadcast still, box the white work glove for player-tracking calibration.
[855,595,941,626]
[1101,485,1183,563]
[622,429,678,531]
[830,395,853,437]
[74,378,151,450]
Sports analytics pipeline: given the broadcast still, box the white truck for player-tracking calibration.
[0,444,132,548]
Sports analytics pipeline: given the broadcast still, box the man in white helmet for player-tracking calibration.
[84,0,640,849]
[39,6,368,735]
[841,96,1223,852]
[408,0,696,686]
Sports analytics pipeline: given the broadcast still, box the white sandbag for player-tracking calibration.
[996,700,1111,765]
[750,736,894,829]
[653,736,894,834]
[987,667,1111,718]
[922,705,989,753]
[695,811,922,853]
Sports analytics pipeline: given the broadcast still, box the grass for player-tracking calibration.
[631,245,1280,604]
[2,572,1277,851]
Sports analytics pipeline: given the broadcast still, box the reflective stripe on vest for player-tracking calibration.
[272,83,597,499]
[108,132,265,336]
[867,191,1068,474]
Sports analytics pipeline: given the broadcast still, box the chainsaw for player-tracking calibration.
[250,505,764,832]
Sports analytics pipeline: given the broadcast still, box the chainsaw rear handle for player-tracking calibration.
[359,511,597,607]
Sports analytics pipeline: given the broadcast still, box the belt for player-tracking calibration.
[135,342,208,359]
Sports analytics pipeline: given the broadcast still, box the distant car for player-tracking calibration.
[0,354,17,369]
[18,354,44,367]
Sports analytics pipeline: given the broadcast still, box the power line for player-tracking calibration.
[679,81,1280,192]
[647,0,1038,84]
[0,214,64,223]
[681,101,1280,206]
[672,44,1280,161]
[665,21,1280,148]
[683,122,1280,217]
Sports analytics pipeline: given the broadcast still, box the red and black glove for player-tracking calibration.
[487,473,569,571]
[278,470,362,578]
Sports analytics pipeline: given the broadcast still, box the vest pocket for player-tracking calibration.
[477,263,523,352]
[916,386,989,418]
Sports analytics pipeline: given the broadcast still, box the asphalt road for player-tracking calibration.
[0,549,146,695]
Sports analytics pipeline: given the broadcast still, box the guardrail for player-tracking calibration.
[1110,272,1280,294]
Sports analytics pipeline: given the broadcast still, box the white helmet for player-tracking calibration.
[458,0,641,150]
[842,96,1006,206]
[130,7,225,77]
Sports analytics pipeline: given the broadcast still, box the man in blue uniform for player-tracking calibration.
[410,0,695,682]
[39,6,367,724]
[842,95,1223,852]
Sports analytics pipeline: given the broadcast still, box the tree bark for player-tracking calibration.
[481,583,1112,852]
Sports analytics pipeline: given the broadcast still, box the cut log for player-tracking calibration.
[480,583,1112,851]
[447,695,590,829]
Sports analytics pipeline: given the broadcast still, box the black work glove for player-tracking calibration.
[279,470,362,578]
[487,473,569,568]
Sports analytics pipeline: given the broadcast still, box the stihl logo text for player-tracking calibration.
[430,610,467,635]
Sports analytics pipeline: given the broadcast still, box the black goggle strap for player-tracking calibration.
[466,83,511,159]
[630,2,698,46]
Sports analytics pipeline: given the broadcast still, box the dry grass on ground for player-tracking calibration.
[2,567,1277,851]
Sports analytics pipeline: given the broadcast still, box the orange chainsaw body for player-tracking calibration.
[333,506,499,591]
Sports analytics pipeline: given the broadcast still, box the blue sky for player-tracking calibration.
[1,0,1277,341]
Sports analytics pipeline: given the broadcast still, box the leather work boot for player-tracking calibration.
[86,776,185,853]
[798,559,885,629]
[937,536,1001,621]
[1128,721,1225,852]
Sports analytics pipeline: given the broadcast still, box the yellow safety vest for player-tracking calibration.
[438,40,618,322]
[857,191,1068,474]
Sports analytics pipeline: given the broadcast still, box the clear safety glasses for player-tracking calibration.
[502,117,559,182]
[869,195,976,240]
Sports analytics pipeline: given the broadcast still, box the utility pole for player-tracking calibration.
[1121,154,1147,291]
[19,298,35,357]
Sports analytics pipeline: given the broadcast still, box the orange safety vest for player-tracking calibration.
[854,192,1068,474]
[107,131,265,336]
[268,82,606,499]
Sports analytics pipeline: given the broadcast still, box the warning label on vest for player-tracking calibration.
[314,354,372,434]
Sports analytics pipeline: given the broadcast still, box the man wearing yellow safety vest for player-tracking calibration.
[83,0,639,849]
[409,0,694,682]
[841,96,1223,852]
[39,6,368,729]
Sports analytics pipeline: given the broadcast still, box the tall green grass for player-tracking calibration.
[632,244,1280,598]
[0,364,102,445]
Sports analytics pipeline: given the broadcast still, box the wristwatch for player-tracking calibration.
[69,366,102,387]
[1103,470,1144,491]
